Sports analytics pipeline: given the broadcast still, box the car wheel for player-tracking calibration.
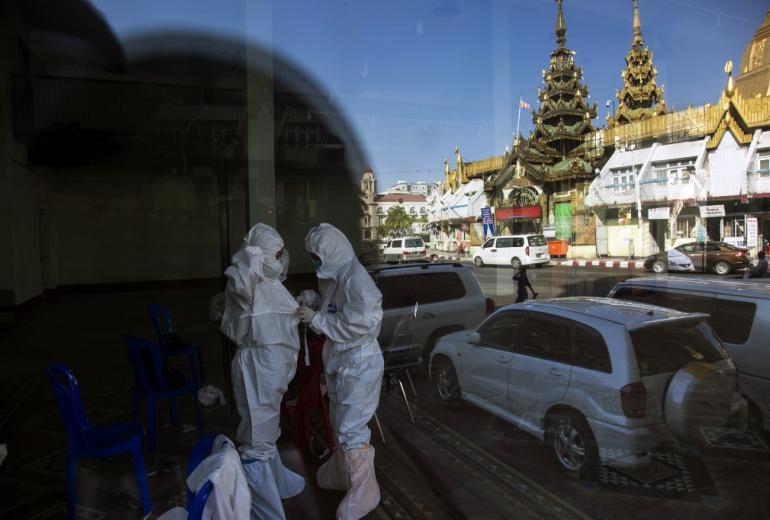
[714,261,731,275]
[511,257,522,269]
[474,256,484,267]
[652,260,667,274]
[549,411,599,480]
[433,357,460,401]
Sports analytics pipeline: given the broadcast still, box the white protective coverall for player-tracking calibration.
[220,223,304,519]
[304,223,384,520]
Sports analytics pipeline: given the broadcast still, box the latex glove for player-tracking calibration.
[299,306,316,325]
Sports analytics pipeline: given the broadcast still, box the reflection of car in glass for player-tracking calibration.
[610,276,770,433]
[643,241,749,275]
[474,234,550,269]
[644,248,695,273]
[369,263,493,369]
[429,297,746,478]
[358,241,384,265]
[383,237,427,263]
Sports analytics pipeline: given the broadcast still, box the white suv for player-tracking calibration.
[474,234,550,269]
[430,297,746,478]
[609,276,770,433]
[383,237,426,263]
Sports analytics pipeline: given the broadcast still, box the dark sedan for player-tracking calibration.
[644,241,750,275]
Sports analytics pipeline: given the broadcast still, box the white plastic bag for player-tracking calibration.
[198,384,227,406]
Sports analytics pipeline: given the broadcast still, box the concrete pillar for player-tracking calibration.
[0,15,15,311]
[245,0,276,229]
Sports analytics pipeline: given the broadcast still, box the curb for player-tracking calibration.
[428,254,646,270]
[556,260,645,269]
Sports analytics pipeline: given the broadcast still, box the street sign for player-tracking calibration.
[480,207,493,224]
[747,217,758,247]
[647,207,670,220]
[699,205,725,218]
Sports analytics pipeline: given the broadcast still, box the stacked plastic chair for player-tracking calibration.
[45,363,151,520]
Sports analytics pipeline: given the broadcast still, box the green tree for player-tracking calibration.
[383,206,415,238]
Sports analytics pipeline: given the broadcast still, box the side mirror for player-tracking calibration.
[467,332,482,345]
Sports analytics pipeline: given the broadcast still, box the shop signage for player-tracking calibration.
[495,206,541,220]
[747,217,758,247]
[543,226,556,238]
[480,207,493,224]
[647,207,670,220]
[699,205,725,218]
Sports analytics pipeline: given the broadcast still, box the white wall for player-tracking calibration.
[708,133,747,198]
[607,225,637,257]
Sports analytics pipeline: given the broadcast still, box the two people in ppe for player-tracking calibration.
[299,223,384,520]
[220,223,304,519]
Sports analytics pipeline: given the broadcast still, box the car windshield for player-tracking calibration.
[630,321,727,377]
[4,0,767,517]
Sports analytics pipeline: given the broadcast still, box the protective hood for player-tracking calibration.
[305,223,356,280]
[244,222,283,257]
[221,223,299,347]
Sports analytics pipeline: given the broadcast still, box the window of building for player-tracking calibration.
[607,166,638,191]
[652,159,695,185]
[757,149,770,174]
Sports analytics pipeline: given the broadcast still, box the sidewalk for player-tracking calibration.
[428,249,647,270]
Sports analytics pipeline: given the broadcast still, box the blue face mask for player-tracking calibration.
[313,260,323,271]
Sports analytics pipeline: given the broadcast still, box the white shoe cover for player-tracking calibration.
[268,454,305,499]
[242,457,286,520]
[336,446,380,520]
[316,450,348,491]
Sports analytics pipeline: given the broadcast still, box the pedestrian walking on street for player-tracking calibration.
[513,266,537,303]
[747,250,768,279]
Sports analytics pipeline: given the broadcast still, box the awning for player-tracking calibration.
[496,206,541,220]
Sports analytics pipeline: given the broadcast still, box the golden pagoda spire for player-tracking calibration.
[632,0,642,44]
[555,0,567,47]
[608,0,666,127]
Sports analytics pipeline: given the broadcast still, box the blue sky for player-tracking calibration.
[91,0,767,190]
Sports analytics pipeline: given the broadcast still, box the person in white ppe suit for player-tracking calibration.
[220,223,305,519]
[298,223,384,520]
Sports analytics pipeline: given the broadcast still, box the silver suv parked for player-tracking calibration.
[609,276,770,433]
[430,297,746,478]
[369,262,492,370]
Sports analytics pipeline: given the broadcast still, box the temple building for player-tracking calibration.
[606,0,667,127]
[488,0,603,244]
[428,0,770,259]
[736,8,770,98]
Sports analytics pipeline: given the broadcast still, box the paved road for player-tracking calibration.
[470,264,647,307]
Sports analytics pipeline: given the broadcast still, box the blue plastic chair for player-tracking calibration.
[121,335,203,451]
[45,363,151,520]
[148,304,205,384]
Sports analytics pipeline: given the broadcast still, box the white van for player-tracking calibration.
[383,237,427,263]
[473,234,550,269]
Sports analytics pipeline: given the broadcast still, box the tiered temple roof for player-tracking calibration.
[506,0,601,186]
[607,0,666,127]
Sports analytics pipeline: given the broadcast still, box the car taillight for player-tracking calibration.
[525,246,530,256]
[735,251,745,257]
[485,297,495,314]
[620,382,647,418]
[403,251,411,256]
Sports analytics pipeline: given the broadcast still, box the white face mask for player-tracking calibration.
[280,250,290,282]
[262,257,284,279]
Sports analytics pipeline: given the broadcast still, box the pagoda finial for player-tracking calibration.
[632,0,643,44]
[555,0,567,47]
